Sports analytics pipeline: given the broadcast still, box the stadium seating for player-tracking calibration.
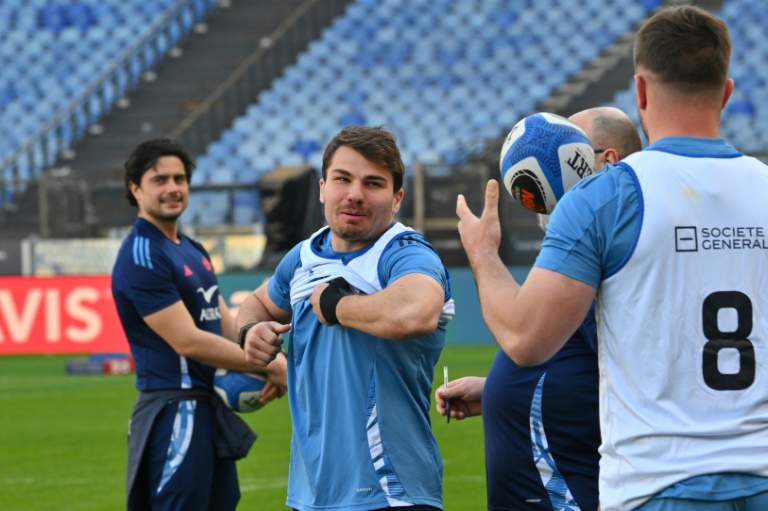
[609,0,768,156]
[0,0,216,208]
[5,0,764,230]
[189,0,654,226]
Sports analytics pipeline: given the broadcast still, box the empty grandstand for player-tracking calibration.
[0,0,764,274]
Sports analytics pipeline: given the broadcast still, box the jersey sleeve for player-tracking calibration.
[267,242,303,312]
[378,232,449,294]
[535,164,642,288]
[118,243,181,318]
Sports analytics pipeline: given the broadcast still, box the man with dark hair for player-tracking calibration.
[112,138,286,511]
[236,125,455,511]
[436,107,641,511]
[456,6,768,511]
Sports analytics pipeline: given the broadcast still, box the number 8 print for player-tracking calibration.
[702,291,756,391]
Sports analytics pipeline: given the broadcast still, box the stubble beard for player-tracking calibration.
[147,197,186,223]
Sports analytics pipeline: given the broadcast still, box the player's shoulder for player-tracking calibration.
[274,240,305,280]
[184,234,207,255]
[113,221,170,274]
[571,161,633,190]
[381,230,443,268]
[384,229,434,253]
[562,162,639,211]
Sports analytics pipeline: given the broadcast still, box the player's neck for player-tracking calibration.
[139,212,180,242]
[645,105,722,144]
[644,84,728,144]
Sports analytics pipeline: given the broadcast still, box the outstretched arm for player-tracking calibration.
[457,180,595,366]
[144,301,269,373]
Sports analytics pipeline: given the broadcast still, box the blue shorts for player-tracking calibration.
[636,490,768,511]
[146,399,240,511]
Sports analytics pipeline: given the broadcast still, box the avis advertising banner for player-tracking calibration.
[0,275,128,355]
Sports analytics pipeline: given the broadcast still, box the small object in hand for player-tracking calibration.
[444,365,450,423]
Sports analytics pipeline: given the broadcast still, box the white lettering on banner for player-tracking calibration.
[0,286,103,344]
[65,287,102,342]
[46,289,60,342]
[0,289,43,343]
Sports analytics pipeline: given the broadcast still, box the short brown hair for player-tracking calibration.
[634,5,731,93]
[321,125,405,192]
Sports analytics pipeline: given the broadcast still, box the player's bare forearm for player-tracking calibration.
[235,282,289,328]
[491,267,596,366]
[332,273,444,339]
[456,179,589,366]
[144,301,274,372]
[218,296,238,342]
[468,250,528,358]
[187,330,272,372]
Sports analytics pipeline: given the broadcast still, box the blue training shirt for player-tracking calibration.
[268,224,449,511]
[112,217,223,391]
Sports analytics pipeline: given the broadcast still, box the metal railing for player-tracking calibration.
[0,0,217,210]
[169,0,354,156]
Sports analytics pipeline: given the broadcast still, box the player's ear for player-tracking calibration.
[604,148,620,165]
[635,74,648,111]
[392,188,404,213]
[319,178,325,203]
[129,181,142,203]
[721,78,735,110]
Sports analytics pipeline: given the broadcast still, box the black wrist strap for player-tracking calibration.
[237,321,260,350]
[319,277,351,326]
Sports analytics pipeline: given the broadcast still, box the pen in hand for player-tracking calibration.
[443,365,450,423]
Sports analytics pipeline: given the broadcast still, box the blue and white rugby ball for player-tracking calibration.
[213,368,267,413]
[500,112,595,214]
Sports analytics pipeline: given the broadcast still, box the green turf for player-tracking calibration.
[0,345,496,510]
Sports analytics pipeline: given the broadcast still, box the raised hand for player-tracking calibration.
[456,179,502,266]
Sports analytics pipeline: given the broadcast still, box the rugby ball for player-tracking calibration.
[213,368,267,413]
[499,112,595,214]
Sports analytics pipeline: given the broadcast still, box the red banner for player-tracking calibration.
[0,275,128,355]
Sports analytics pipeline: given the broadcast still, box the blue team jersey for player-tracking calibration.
[268,224,450,511]
[112,218,223,391]
[483,302,599,511]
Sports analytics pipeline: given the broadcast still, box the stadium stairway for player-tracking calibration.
[0,0,341,238]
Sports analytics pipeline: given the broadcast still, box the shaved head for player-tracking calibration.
[569,107,642,160]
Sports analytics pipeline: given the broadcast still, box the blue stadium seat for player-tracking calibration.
[69,4,95,30]
[38,4,68,32]
[338,111,366,127]
[292,139,320,160]
[1,0,219,207]
[187,0,680,226]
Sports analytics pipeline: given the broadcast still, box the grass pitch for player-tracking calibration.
[0,345,496,510]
